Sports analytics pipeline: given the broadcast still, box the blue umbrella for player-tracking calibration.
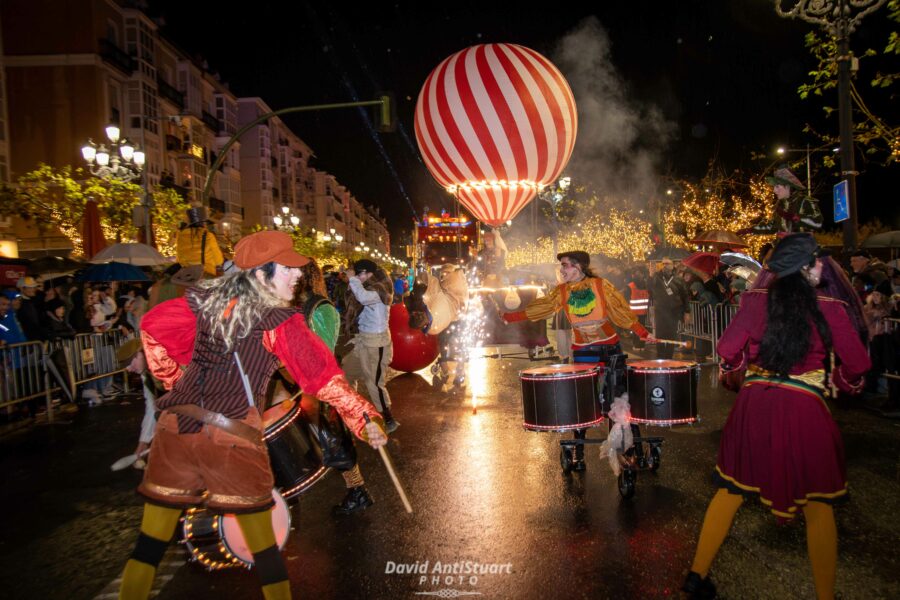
[76,261,150,282]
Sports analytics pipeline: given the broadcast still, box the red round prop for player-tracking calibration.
[389,303,439,373]
[415,43,578,227]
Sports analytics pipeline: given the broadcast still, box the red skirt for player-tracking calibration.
[714,374,848,520]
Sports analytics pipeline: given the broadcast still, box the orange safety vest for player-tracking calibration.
[627,282,649,315]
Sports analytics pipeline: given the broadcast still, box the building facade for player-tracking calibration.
[0,0,390,259]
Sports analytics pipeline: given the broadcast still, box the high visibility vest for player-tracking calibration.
[628,282,649,315]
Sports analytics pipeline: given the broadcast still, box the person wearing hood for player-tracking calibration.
[44,298,75,340]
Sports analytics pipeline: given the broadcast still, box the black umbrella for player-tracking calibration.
[75,261,150,282]
[27,255,85,276]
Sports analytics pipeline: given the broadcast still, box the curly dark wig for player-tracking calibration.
[759,272,832,378]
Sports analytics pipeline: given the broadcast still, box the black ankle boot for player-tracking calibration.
[682,571,716,599]
[332,486,374,515]
[381,405,400,433]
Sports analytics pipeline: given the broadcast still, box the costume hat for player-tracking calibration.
[765,166,805,191]
[767,233,819,277]
[234,230,310,269]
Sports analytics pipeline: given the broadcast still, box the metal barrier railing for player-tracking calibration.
[0,341,54,418]
[2,330,132,425]
[882,318,900,382]
[649,300,740,364]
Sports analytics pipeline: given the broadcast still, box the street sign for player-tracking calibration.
[833,180,849,223]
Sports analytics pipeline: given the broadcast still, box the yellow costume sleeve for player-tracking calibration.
[523,284,564,321]
[602,279,640,329]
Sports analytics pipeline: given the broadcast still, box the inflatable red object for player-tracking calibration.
[389,303,439,373]
[414,43,578,227]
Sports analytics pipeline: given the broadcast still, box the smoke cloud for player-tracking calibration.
[552,17,675,213]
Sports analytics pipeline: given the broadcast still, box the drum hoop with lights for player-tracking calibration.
[519,363,605,432]
[262,397,330,500]
[182,489,291,570]
[626,359,700,426]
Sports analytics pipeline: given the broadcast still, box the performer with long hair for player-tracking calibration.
[118,231,386,600]
[683,233,870,599]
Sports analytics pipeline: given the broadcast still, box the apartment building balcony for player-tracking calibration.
[208,196,226,215]
[98,38,134,75]
[165,134,182,152]
[157,76,185,110]
[201,110,220,133]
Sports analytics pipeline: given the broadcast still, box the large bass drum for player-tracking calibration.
[626,359,699,425]
[519,364,605,432]
[182,489,291,570]
[262,399,328,500]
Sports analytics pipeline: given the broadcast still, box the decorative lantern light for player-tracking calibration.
[415,43,578,227]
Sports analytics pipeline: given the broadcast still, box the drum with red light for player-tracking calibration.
[626,360,699,426]
[519,364,605,432]
[182,489,291,570]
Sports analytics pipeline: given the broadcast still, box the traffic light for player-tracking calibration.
[376,92,396,133]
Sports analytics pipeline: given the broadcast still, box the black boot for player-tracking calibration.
[681,571,716,599]
[332,486,374,515]
[381,404,400,433]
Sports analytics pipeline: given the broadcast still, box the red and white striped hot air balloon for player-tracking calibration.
[415,43,577,227]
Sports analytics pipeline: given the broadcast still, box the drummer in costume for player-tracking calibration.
[504,251,656,469]
[118,231,387,600]
[683,233,870,600]
[289,259,376,515]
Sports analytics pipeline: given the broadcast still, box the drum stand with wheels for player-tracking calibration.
[558,428,664,499]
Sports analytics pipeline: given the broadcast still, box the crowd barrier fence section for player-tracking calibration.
[2,331,131,424]
[883,318,900,383]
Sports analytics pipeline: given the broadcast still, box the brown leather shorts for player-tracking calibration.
[138,409,275,513]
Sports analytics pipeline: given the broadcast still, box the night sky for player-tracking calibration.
[146,1,899,241]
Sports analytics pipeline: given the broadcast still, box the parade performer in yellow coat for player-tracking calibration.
[504,251,655,470]
[175,207,224,276]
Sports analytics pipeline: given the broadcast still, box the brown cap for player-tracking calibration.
[233,231,310,269]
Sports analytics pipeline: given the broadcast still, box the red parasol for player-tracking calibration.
[82,199,107,259]
[682,252,721,277]
[689,229,748,250]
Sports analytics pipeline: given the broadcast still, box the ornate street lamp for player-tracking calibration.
[81,125,145,182]
[273,204,301,230]
[774,0,888,252]
[82,124,148,241]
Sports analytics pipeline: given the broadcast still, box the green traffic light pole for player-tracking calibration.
[202,97,391,204]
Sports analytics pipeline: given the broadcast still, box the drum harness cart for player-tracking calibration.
[522,354,701,499]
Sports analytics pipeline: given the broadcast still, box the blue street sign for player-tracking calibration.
[833,180,849,223]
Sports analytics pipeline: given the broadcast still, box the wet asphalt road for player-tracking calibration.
[1,344,899,600]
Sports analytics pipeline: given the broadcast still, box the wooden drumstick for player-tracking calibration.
[364,413,413,513]
[653,338,693,349]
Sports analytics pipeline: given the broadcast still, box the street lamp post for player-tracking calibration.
[81,125,148,241]
[776,144,814,192]
[775,0,888,252]
[539,175,571,257]
[273,204,300,231]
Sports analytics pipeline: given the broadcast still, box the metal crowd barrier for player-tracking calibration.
[883,318,900,383]
[0,340,54,419]
[648,300,741,364]
[2,330,131,425]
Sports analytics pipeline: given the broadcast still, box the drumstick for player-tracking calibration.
[364,413,413,513]
[654,338,692,349]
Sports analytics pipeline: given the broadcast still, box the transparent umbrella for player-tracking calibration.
[90,243,168,266]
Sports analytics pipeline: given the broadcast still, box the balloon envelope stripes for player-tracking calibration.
[415,43,578,227]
